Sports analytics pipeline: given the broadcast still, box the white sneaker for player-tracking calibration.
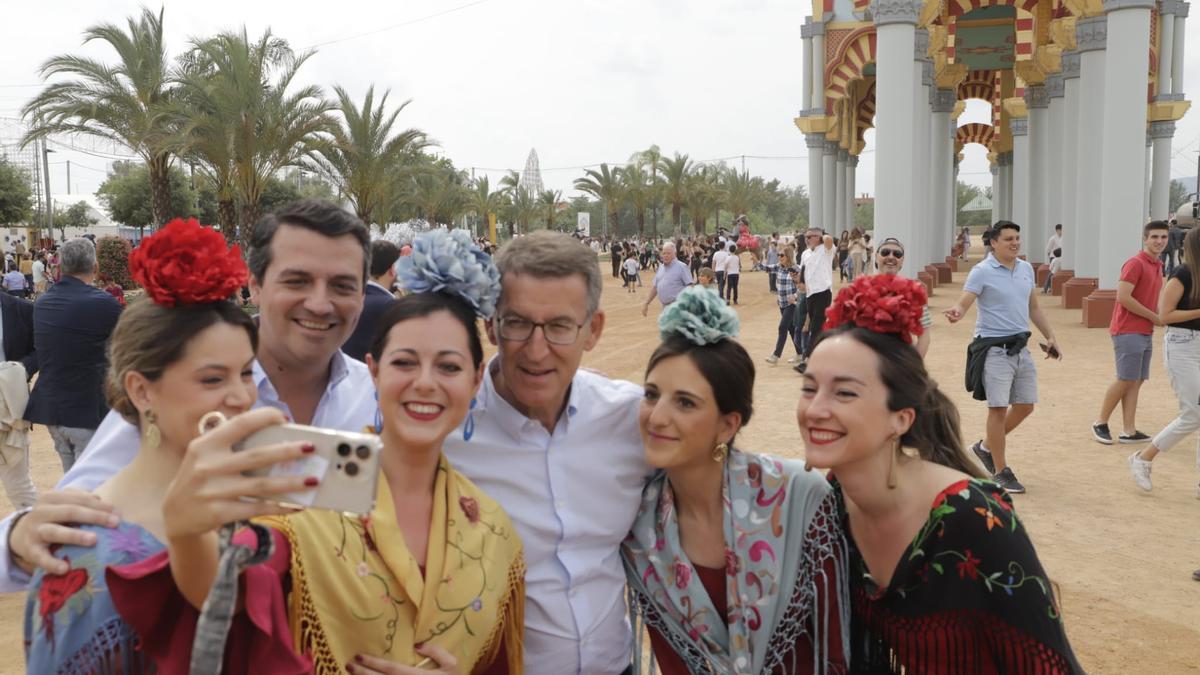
[765,355,779,365]
[1127,452,1153,492]
[786,355,799,364]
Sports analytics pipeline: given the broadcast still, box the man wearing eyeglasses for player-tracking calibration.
[873,238,932,357]
[443,231,649,674]
[641,241,694,316]
[799,228,836,371]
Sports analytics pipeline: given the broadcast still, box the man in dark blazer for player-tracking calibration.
[341,240,400,362]
[0,292,37,377]
[24,239,121,472]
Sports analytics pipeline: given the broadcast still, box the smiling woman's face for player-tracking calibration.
[639,354,737,470]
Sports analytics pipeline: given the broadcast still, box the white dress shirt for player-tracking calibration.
[444,360,649,675]
[801,243,835,295]
[712,249,729,272]
[723,250,741,275]
[0,351,375,590]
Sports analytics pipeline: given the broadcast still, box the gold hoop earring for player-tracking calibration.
[887,437,900,490]
[712,442,729,463]
[143,410,161,450]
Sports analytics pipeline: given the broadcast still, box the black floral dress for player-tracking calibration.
[832,478,1085,675]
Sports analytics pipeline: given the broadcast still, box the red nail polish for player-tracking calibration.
[301,443,315,454]
[354,654,364,663]
[304,477,320,487]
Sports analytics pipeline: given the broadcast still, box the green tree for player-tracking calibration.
[721,169,765,219]
[22,8,176,226]
[54,201,97,239]
[312,85,431,228]
[183,28,332,242]
[0,160,33,225]
[573,164,624,237]
[97,161,195,233]
[538,189,562,231]
[658,153,693,236]
[467,176,505,238]
[504,187,538,236]
[257,175,302,216]
[684,165,725,235]
[620,163,653,236]
[1170,179,1190,217]
[631,144,663,234]
[955,181,990,227]
[403,166,469,227]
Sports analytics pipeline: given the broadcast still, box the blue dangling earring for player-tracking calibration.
[373,391,382,434]
[463,397,476,441]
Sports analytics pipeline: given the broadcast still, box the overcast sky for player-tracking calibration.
[3,0,1200,205]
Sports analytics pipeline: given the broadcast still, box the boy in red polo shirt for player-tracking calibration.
[1092,221,1169,444]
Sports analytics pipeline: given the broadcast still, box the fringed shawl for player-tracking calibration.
[622,451,850,674]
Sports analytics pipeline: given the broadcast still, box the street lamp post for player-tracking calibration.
[41,141,54,238]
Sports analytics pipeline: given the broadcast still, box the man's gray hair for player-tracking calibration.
[60,238,97,277]
[661,242,677,252]
[495,231,602,315]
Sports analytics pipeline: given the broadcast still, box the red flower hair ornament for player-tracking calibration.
[823,274,928,344]
[129,218,248,307]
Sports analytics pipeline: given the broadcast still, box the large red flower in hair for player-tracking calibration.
[129,218,247,307]
[823,274,928,343]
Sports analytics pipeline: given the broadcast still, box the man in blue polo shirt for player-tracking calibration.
[944,220,1061,494]
[642,241,693,316]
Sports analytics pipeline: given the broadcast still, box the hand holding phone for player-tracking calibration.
[1038,341,1062,360]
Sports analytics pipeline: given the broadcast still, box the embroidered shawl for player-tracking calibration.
[259,455,525,675]
[622,450,850,674]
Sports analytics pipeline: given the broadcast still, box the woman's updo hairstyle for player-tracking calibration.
[369,228,499,367]
[106,218,256,426]
[646,286,754,431]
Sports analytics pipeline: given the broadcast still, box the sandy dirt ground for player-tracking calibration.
[0,246,1197,673]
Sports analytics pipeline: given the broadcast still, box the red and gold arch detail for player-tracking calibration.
[958,69,995,101]
[825,26,876,110]
[955,122,995,151]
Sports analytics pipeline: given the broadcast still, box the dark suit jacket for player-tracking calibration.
[341,283,396,362]
[25,276,122,429]
[0,292,37,377]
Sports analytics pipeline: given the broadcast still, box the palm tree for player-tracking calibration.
[631,144,663,233]
[621,163,652,236]
[538,189,562,231]
[467,176,505,237]
[659,153,693,236]
[184,28,332,242]
[684,165,725,235]
[722,169,765,220]
[573,164,624,237]
[504,187,538,236]
[405,166,469,226]
[311,85,431,229]
[22,8,176,227]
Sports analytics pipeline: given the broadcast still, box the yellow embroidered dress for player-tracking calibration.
[261,455,525,674]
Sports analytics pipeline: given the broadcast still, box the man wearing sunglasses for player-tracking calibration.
[874,238,932,357]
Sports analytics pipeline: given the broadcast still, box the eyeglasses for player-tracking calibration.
[497,316,585,345]
[878,249,904,258]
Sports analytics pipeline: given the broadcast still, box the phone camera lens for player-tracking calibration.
[355,445,371,459]
[337,443,351,457]
[344,462,359,477]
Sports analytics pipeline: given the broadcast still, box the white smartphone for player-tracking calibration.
[234,423,383,516]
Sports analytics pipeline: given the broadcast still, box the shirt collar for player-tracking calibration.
[367,280,392,294]
[1138,250,1164,267]
[251,350,352,404]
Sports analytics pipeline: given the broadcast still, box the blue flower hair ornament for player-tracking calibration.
[396,229,500,318]
[658,286,739,345]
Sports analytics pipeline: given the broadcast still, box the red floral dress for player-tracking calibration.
[833,478,1084,675]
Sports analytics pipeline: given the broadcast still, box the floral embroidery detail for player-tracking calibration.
[37,560,89,649]
[470,597,483,612]
[356,562,371,578]
[956,550,981,580]
[458,496,480,524]
[673,561,692,589]
[724,548,738,576]
[975,507,1002,531]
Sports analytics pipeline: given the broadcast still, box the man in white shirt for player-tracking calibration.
[723,242,741,304]
[444,231,648,674]
[0,199,376,586]
[1045,223,1062,263]
[712,244,729,299]
[799,228,836,367]
[31,254,47,297]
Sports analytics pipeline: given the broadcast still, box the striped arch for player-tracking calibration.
[955,123,995,152]
[856,79,877,146]
[947,0,1037,17]
[825,27,876,106]
[958,70,995,102]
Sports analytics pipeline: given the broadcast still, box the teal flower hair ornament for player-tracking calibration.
[396,229,500,319]
[657,286,740,346]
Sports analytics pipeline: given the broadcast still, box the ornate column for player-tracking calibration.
[1158,3,1176,96]
[1086,0,1155,327]
[931,88,956,260]
[1151,121,1176,220]
[806,134,825,228]
[1026,85,1050,263]
[835,149,848,232]
[847,154,858,230]
[998,152,1012,221]
[991,163,1001,225]
[1066,16,1107,309]
[801,20,815,114]
[870,0,921,275]
[1012,117,1032,255]
[914,31,933,277]
[1046,75,1066,255]
[1058,51,1081,292]
[822,141,838,229]
[1173,3,1189,96]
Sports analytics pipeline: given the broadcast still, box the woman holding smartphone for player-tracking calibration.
[122,229,525,675]
[23,219,316,674]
